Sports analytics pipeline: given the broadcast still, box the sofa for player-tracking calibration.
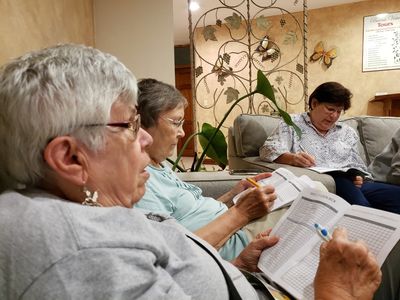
[228,114,400,193]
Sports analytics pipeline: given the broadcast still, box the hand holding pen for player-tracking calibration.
[314,223,332,242]
[292,144,315,167]
[314,227,381,300]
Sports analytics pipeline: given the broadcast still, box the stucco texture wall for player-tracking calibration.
[192,0,400,134]
[308,0,400,116]
[0,0,94,66]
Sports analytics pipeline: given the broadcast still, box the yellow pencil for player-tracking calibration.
[246,177,261,188]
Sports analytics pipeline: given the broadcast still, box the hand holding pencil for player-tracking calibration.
[229,173,276,220]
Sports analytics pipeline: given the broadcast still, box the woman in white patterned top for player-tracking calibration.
[260,82,400,214]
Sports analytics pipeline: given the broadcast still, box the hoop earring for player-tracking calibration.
[82,186,102,207]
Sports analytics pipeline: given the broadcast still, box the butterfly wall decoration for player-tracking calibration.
[255,35,280,62]
[309,41,337,68]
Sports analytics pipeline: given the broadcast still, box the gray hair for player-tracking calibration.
[137,78,187,128]
[0,44,137,191]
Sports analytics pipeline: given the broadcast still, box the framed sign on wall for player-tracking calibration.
[362,11,400,72]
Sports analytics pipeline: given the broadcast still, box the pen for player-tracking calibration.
[314,223,332,242]
[245,177,261,188]
[299,144,307,153]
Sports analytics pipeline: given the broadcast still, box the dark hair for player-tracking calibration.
[308,82,352,111]
[137,78,187,128]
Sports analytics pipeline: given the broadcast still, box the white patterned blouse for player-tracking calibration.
[259,112,369,174]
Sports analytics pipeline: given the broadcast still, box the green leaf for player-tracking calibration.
[255,70,275,102]
[255,70,302,138]
[202,25,217,41]
[224,13,241,30]
[283,30,298,45]
[255,15,272,30]
[224,87,239,104]
[198,123,227,169]
[277,109,303,138]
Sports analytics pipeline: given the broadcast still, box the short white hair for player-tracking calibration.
[0,44,137,191]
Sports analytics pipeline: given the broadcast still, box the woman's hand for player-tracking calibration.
[314,228,382,300]
[275,152,315,168]
[231,229,279,272]
[353,175,364,188]
[233,185,276,222]
[228,173,272,196]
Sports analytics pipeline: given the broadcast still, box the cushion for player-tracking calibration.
[340,117,366,163]
[358,116,400,165]
[233,114,280,157]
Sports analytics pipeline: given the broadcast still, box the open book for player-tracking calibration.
[233,168,317,211]
[257,188,400,300]
[308,166,370,176]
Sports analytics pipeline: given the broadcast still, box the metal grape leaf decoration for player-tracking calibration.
[223,53,230,64]
[195,66,203,77]
[202,25,217,41]
[283,31,298,45]
[256,15,272,30]
[296,63,304,73]
[212,55,233,86]
[275,76,284,85]
[224,13,241,30]
[224,87,239,104]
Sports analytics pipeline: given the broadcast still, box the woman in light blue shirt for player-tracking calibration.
[135,78,279,260]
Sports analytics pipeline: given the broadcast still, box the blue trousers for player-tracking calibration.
[332,175,400,214]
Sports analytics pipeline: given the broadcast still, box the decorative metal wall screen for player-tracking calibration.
[188,0,309,135]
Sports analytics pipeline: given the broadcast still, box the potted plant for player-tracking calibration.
[169,70,301,172]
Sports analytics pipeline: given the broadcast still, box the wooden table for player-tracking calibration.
[370,93,400,116]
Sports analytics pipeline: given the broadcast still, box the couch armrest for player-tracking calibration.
[177,171,245,199]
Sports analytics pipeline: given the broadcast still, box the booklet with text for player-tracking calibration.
[308,166,369,176]
[257,188,400,300]
[233,168,316,211]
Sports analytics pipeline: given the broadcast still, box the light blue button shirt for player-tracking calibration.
[135,163,249,260]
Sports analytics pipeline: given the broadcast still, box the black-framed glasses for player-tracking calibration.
[161,116,185,128]
[87,114,141,139]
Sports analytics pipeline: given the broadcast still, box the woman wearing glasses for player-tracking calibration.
[260,82,400,214]
[0,44,389,299]
[136,78,289,260]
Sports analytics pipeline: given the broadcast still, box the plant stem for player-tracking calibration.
[172,131,200,171]
[166,158,186,172]
[194,90,257,171]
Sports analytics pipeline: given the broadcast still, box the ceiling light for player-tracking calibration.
[189,2,200,11]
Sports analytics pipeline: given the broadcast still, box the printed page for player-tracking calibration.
[233,168,300,210]
[259,189,400,299]
[270,175,316,211]
[257,188,350,299]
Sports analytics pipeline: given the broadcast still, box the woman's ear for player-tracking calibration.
[310,98,319,110]
[43,137,88,186]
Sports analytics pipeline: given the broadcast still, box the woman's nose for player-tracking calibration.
[177,126,185,138]
[139,128,153,146]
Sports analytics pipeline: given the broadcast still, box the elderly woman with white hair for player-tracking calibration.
[0,44,388,299]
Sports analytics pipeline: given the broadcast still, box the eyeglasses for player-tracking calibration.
[161,116,185,128]
[322,104,344,116]
[87,114,141,139]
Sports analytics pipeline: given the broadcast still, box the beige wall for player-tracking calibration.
[193,0,400,132]
[0,0,94,65]
[94,0,175,85]
[308,0,400,116]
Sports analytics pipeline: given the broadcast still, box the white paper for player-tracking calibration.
[257,188,400,300]
[232,168,316,211]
